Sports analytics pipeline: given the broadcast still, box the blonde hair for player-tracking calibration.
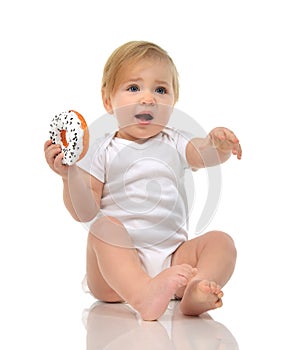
[101,41,179,102]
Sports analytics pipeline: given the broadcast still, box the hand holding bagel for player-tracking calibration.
[44,110,89,177]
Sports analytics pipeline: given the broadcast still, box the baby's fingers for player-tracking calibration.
[52,151,69,177]
[53,151,66,169]
[222,129,242,159]
[44,139,53,151]
[44,140,68,175]
[224,129,239,144]
[45,143,62,164]
[232,142,242,160]
[210,128,242,159]
[213,128,238,144]
[210,128,230,147]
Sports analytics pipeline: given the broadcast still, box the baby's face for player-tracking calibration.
[104,58,175,141]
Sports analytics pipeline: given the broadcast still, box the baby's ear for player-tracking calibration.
[102,89,113,114]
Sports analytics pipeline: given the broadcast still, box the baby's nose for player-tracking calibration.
[140,91,155,105]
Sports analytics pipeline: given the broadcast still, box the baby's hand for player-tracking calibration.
[209,127,242,160]
[44,140,69,178]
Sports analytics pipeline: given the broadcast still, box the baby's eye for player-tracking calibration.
[155,86,167,94]
[127,85,140,92]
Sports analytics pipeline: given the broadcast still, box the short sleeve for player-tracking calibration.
[77,137,107,183]
[163,127,194,165]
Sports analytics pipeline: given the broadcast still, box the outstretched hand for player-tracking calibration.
[209,127,242,160]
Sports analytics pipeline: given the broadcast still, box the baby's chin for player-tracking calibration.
[117,124,166,141]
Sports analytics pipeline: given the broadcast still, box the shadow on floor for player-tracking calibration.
[83,300,238,349]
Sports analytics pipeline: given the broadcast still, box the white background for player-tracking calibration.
[1,0,291,349]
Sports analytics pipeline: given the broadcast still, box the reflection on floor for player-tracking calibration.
[83,300,238,349]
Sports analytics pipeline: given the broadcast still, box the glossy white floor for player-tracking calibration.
[84,300,238,349]
[1,1,292,349]
[2,186,290,349]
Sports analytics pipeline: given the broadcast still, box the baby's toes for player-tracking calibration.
[179,264,196,279]
[209,281,221,294]
[215,298,223,308]
[217,290,224,299]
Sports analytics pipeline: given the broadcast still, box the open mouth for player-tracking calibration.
[134,113,154,124]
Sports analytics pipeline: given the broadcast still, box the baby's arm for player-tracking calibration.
[186,127,242,170]
[62,166,103,222]
[44,140,103,222]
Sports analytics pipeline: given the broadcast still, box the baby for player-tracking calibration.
[44,41,241,321]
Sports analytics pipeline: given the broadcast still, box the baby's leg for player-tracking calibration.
[171,230,237,316]
[87,216,195,320]
[86,232,124,302]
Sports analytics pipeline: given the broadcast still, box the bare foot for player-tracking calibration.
[131,264,196,321]
[180,279,223,316]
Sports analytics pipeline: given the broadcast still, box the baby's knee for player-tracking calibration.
[212,230,237,255]
[215,230,234,240]
[206,230,236,248]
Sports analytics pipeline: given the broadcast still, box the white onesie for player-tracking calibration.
[77,127,194,277]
